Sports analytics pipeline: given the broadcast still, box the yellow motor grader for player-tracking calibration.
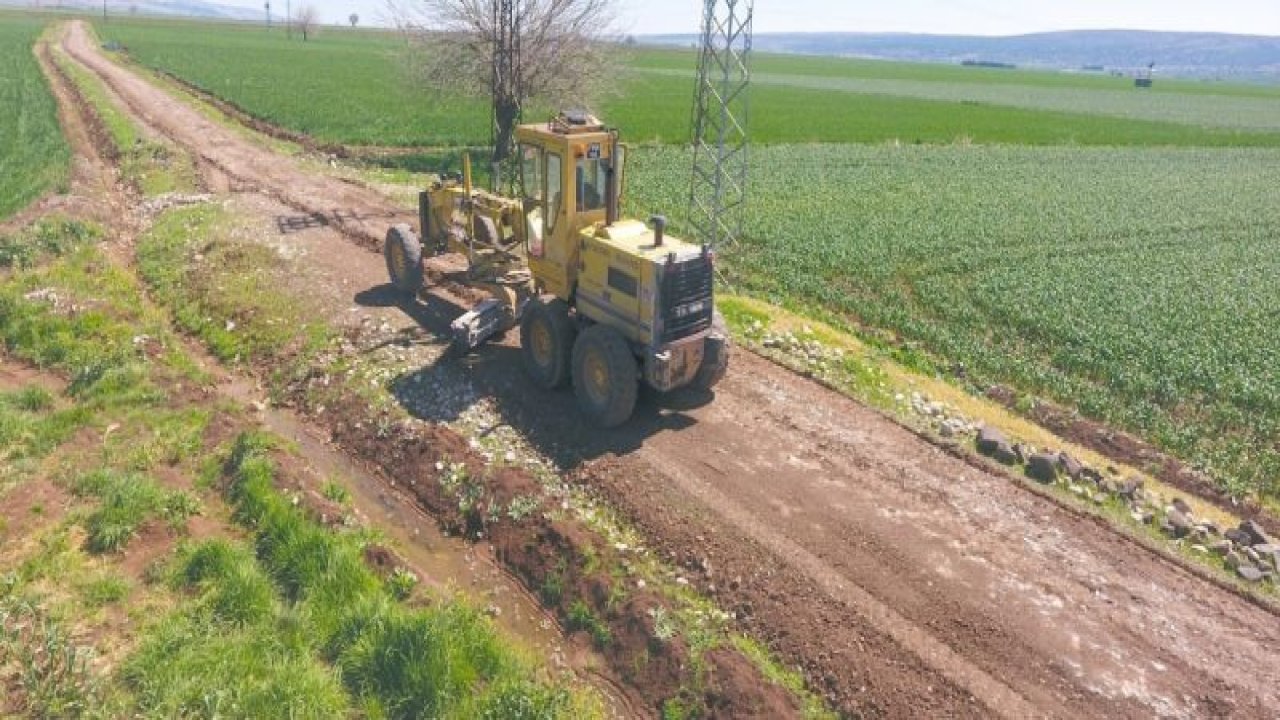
[383,111,728,427]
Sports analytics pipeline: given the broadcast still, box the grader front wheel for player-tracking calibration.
[384,224,423,295]
[520,297,576,389]
[572,324,638,428]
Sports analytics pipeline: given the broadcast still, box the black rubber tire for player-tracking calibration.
[384,223,424,295]
[520,297,576,389]
[689,310,730,392]
[572,324,639,428]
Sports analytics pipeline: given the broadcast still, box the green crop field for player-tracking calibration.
[626,144,1280,499]
[88,15,1280,500]
[0,14,69,221]
[96,17,1280,148]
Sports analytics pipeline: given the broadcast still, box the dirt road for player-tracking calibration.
[60,21,1279,718]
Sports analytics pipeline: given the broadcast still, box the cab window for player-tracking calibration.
[576,157,604,212]
[520,145,542,201]
[546,152,563,233]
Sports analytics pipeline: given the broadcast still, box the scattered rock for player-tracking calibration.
[1224,551,1243,570]
[976,426,1008,456]
[1118,476,1143,500]
[992,442,1019,466]
[1171,498,1192,516]
[939,417,970,439]
[1237,565,1265,583]
[1057,453,1084,480]
[1224,527,1250,546]
[137,192,213,215]
[1026,453,1059,483]
[1239,520,1273,547]
[1166,510,1194,539]
[1209,540,1232,557]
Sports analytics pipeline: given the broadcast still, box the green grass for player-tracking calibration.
[70,469,200,553]
[0,215,593,719]
[79,574,130,606]
[0,216,100,270]
[94,16,1280,148]
[627,143,1280,503]
[0,221,176,416]
[0,379,94,467]
[208,431,595,719]
[136,203,333,366]
[0,13,69,221]
[126,536,350,718]
[566,600,612,649]
[0,597,106,718]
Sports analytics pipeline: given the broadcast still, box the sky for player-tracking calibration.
[218,0,1280,37]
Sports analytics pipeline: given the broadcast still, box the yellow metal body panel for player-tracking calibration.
[573,221,704,345]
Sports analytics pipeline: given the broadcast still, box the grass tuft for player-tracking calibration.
[71,469,200,553]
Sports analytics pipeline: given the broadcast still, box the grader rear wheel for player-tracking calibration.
[384,223,423,295]
[572,324,638,428]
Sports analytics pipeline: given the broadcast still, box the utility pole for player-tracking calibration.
[286,0,291,38]
[265,1,271,30]
[688,0,753,251]
[102,0,107,22]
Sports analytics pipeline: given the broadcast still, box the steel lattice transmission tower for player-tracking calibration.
[688,0,752,250]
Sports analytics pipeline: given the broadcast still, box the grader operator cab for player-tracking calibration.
[383,111,729,427]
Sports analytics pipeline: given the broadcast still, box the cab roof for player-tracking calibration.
[518,111,610,139]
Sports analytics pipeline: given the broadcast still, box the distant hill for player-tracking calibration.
[0,0,277,24]
[641,30,1280,82]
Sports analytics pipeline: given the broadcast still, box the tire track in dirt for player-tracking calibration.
[56,20,1280,719]
[59,21,411,248]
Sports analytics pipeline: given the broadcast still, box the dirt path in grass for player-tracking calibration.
[28,24,641,718]
[60,22,411,248]
[59,19,1280,719]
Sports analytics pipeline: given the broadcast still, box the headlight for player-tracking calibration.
[674,300,708,318]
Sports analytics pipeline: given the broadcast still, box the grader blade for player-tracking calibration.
[450,298,511,350]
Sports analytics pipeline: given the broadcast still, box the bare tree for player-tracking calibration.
[392,0,620,169]
[349,12,359,27]
[295,4,319,41]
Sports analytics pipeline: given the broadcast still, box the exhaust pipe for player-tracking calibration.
[650,214,666,247]
[606,135,620,226]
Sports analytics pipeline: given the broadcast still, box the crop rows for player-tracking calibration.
[0,15,68,221]
[625,143,1280,500]
[96,18,1280,149]
[636,67,1280,132]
